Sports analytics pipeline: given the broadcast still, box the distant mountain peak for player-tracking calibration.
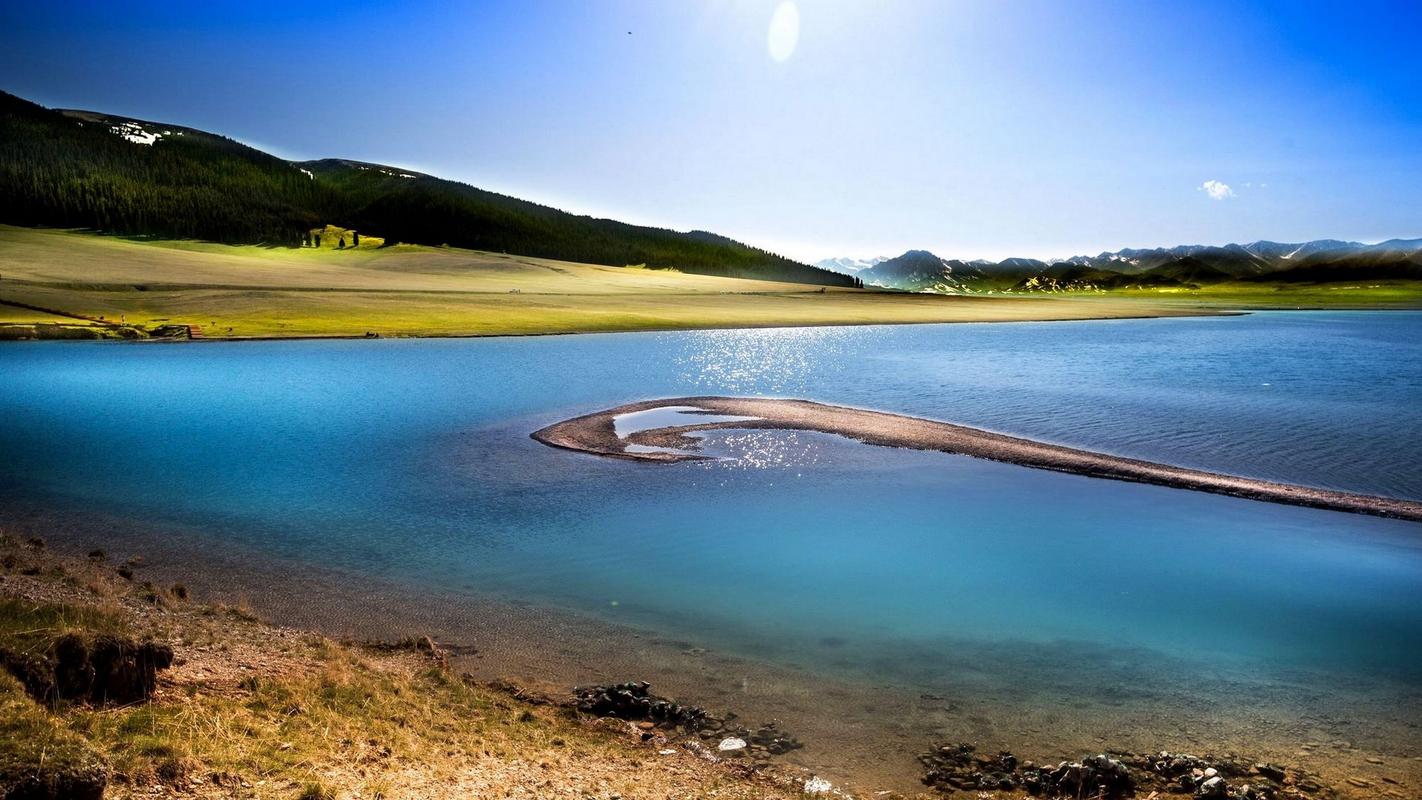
[832,237,1422,293]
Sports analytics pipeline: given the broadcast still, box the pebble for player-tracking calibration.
[1255,763,1287,782]
[1198,776,1228,798]
[718,737,747,752]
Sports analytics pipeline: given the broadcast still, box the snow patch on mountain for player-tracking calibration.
[814,256,888,275]
[109,121,161,146]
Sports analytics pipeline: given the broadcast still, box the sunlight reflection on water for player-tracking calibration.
[672,326,861,394]
[696,430,826,472]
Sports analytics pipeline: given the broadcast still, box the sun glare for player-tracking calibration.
[767,1,799,62]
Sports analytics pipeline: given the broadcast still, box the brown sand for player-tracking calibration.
[532,396,1422,523]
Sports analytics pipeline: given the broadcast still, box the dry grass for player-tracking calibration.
[0,537,840,800]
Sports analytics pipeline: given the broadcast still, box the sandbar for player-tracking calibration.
[532,397,1422,523]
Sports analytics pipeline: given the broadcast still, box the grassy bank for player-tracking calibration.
[1095,282,1422,310]
[0,537,826,800]
[0,227,1222,339]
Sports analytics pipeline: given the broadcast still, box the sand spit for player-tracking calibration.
[533,396,1422,523]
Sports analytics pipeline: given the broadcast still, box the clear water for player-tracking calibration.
[1,311,1420,686]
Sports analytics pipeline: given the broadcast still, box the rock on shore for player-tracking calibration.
[919,742,1337,799]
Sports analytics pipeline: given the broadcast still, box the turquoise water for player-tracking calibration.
[2,311,1421,685]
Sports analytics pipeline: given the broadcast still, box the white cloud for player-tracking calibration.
[1199,179,1234,200]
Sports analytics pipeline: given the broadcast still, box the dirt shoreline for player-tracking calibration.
[4,503,1420,798]
[533,396,1422,523]
[0,537,830,800]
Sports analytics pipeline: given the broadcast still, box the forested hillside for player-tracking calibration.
[0,91,848,286]
[0,92,327,243]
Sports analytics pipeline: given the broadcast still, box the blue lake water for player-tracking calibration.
[2,311,1421,691]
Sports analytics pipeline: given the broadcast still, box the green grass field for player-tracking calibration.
[1103,281,1422,309]
[0,226,1222,339]
[1,226,1415,339]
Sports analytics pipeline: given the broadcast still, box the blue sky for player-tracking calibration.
[2,0,1419,261]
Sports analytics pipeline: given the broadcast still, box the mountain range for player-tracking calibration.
[822,239,1422,293]
[0,90,850,287]
[813,256,889,274]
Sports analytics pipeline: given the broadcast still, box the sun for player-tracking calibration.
[767,1,799,62]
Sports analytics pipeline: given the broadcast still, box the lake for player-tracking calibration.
[2,310,1420,789]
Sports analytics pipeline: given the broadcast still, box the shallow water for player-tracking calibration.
[2,311,1422,784]
[613,406,760,455]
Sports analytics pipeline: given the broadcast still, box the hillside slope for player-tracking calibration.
[0,90,848,287]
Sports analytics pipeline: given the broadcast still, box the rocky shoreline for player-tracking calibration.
[532,396,1422,522]
[571,681,805,761]
[917,742,1344,799]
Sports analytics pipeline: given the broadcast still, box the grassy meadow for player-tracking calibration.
[0,226,1226,340]
[2,226,1416,340]
[1100,281,1422,309]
